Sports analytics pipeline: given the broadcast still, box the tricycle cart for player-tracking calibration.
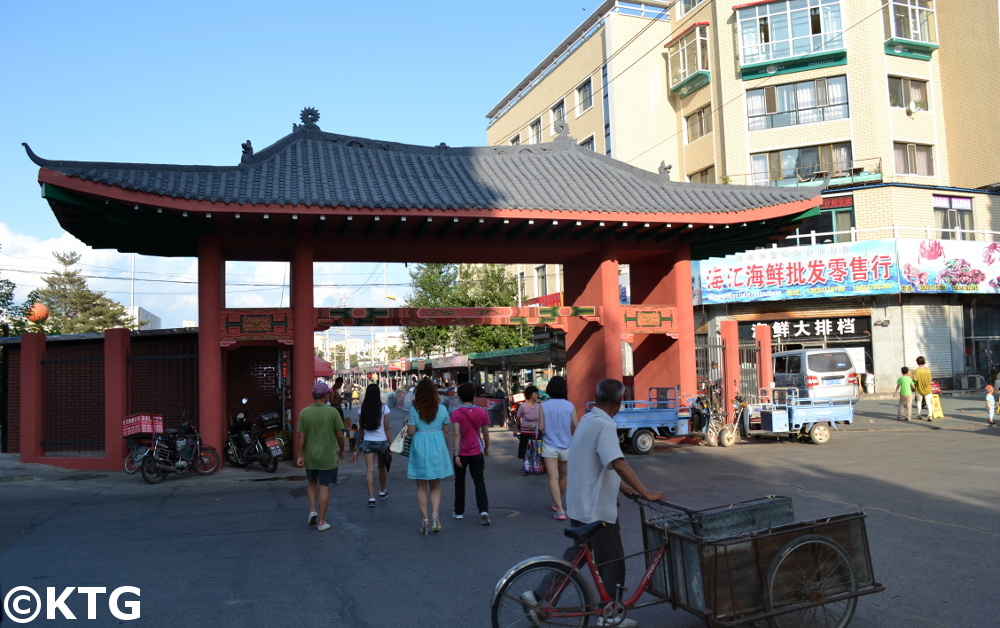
[609,387,695,454]
[737,387,854,445]
[640,496,884,627]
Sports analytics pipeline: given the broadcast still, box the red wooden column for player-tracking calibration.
[720,320,740,412]
[631,244,696,399]
[290,234,315,448]
[564,239,622,413]
[755,324,773,393]
[104,328,130,468]
[198,236,226,451]
[19,332,45,462]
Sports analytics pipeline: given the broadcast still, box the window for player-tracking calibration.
[689,166,716,184]
[509,134,520,146]
[668,25,709,87]
[517,272,526,300]
[530,119,542,144]
[888,76,928,110]
[894,142,934,176]
[685,106,713,142]
[579,136,596,152]
[747,75,848,130]
[681,0,707,15]
[577,79,593,113]
[750,142,853,185]
[535,265,548,297]
[933,196,974,240]
[738,0,844,66]
[883,0,936,43]
[551,100,566,133]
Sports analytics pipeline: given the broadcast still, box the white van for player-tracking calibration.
[772,349,859,402]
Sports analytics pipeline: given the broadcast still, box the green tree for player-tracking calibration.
[400,263,531,356]
[401,263,458,356]
[453,264,532,354]
[0,246,42,336]
[35,251,137,334]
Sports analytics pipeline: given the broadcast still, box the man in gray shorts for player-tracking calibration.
[296,381,345,531]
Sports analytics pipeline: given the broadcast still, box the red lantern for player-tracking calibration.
[27,303,49,323]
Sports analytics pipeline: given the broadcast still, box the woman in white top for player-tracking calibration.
[352,383,391,507]
[538,376,577,520]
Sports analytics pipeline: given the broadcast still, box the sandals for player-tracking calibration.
[432,516,441,533]
[420,519,431,535]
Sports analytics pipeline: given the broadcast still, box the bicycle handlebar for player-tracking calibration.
[630,494,698,517]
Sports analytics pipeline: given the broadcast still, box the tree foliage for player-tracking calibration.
[0,245,43,336]
[401,263,532,356]
[34,251,137,334]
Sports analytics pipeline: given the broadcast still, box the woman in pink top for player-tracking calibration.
[450,382,491,526]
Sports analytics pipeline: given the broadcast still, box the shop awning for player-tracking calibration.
[467,343,564,369]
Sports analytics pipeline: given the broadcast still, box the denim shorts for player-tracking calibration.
[306,467,339,486]
[360,439,388,455]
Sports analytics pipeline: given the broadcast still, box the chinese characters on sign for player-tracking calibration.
[695,240,899,304]
[740,317,870,340]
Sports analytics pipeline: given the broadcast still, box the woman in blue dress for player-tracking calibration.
[407,379,455,534]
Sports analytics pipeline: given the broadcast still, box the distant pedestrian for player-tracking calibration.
[515,385,543,474]
[296,381,346,532]
[913,356,933,421]
[539,376,577,520]
[407,379,455,535]
[894,366,915,421]
[450,382,491,526]
[986,385,996,427]
[343,379,355,410]
[352,383,391,507]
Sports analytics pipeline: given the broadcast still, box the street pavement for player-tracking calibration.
[1,392,997,626]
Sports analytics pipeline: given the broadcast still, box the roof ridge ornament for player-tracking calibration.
[659,161,672,181]
[294,107,321,132]
[240,140,253,164]
[553,120,574,143]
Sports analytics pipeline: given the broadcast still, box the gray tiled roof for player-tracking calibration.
[25,119,818,216]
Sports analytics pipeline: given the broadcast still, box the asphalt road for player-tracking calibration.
[1,393,997,627]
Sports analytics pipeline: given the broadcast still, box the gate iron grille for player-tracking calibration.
[42,343,104,453]
[1,347,19,452]
[226,347,283,428]
[128,336,199,432]
[738,339,762,403]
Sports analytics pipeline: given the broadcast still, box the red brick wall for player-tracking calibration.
[129,334,199,431]
[42,341,104,453]
[4,347,20,453]
[225,346,286,429]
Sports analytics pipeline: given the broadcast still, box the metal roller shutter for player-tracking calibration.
[902,299,952,377]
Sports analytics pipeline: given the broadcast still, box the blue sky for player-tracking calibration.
[0,0,605,331]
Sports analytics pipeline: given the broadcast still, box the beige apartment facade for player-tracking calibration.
[489,0,1000,392]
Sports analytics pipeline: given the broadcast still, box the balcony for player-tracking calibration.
[728,157,883,188]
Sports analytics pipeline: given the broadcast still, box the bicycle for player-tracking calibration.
[123,434,153,474]
[491,495,883,627]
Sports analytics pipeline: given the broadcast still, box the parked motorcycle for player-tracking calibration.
[140,422,220,484]
[223,401,284,473]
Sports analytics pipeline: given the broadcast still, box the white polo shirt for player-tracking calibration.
[565,405,623,524]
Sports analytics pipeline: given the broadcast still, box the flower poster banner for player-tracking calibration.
[897,239,1000,294]
[694,239,900,304]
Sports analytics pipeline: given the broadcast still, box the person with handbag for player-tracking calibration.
[450,382,491,526]
[407,379,455,535]
[352,383,391,508]
[516,386,544,475]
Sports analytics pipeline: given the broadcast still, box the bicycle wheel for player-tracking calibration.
[764,534,857,628]
[491,558,594,627]
[194,448,220,475]
[123,449,146,474]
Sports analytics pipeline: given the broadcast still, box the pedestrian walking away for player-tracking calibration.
[895,366,915,421]
[296,381,346,532]
[986,385,996,426]
[913,356,933,421]
[352,383,391,507]
[538,376,577,521]
[407,379,455,535]
[526,378,664,628]
[343,379,355,410]
[450,381,492,526]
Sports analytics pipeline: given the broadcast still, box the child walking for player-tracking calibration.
[986,385,996,427]
[895,366,915,421]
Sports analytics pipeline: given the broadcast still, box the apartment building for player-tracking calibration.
[488,0,1000,392]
